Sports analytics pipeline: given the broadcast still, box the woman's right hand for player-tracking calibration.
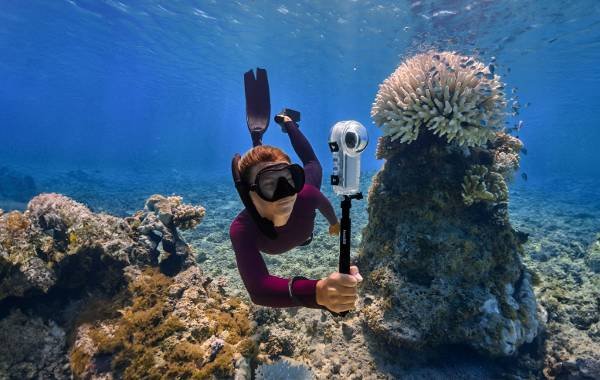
[316,266,362,313]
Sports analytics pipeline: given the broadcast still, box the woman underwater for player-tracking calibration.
[229,68,362,313]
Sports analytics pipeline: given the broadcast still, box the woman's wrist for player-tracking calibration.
[315,279,325,306]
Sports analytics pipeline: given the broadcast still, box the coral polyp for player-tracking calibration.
[372,51,507,147]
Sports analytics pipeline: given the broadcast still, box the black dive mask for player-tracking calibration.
[249,163,305,202]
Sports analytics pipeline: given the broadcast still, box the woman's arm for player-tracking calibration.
[230,220,323,308]
[283,120,323,189]
[306,184,338,226]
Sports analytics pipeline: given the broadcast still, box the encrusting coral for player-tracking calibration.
[359,50,541,365]
[371,50,507,147]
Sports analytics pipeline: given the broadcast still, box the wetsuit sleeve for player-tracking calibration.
[284,120,323,189]
[229,221,325,309]
[306,185,338,226]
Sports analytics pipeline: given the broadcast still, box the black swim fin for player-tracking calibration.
[244,68,271,147]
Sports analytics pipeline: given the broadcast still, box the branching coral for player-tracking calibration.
[461,165,508,206]
[371,51,507,147]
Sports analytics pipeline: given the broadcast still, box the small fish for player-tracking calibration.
[516,120,524,130]
[488,64,495,74]
[548,37,558,43]
[507,67,511,73]
[521,147,528,155]
[490,56,496,62]
[521,172,528,181]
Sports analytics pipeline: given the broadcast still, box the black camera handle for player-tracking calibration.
[330,192,363,317]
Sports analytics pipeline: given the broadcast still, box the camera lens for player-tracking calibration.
[345,132,358,149]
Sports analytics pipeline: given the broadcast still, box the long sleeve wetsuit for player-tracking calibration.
[229,120,338,309]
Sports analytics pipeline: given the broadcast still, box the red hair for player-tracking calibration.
[238,145,291,183]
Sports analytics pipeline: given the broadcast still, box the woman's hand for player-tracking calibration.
[316,265,363,313]
[328,222,340,236]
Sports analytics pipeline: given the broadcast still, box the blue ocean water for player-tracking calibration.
[1,2,600,379]
[1,0,599,182]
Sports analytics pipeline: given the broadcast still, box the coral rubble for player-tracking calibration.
[360,51,541,359]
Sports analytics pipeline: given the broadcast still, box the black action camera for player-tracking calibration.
[274,108,301,124]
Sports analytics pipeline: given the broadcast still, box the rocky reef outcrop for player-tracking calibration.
[359,51,542,358]
[0,192,261,379]
[0,193,204,302]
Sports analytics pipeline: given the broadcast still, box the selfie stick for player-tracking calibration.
[328,120,368,317]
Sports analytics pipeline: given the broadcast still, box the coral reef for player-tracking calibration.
[360,51,540,359]
[70,265,259,379]
[371,51,507,147]
[461,164,508,206]
[0,308,70,379]
[0,192,260,379]
[0,192,203,301]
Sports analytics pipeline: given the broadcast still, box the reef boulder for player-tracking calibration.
[0,193,205,301]
[359,51,541,357]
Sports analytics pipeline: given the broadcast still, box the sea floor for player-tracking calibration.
[1,163,599,379]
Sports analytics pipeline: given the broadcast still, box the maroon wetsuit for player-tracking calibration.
[229,120,338,309]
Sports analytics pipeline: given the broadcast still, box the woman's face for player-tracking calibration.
[248,161,298,221]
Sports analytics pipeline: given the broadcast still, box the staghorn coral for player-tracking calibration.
[461,164,508,206]
[371,51,507,147]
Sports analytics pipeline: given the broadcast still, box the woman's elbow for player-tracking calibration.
[248,291,269,306]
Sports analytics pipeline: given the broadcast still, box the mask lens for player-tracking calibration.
[255,164,304,201]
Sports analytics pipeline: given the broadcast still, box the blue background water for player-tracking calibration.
[1,0,600,182]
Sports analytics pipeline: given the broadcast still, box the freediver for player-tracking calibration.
[229,68,363,313]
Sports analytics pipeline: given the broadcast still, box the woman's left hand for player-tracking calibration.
[329,222,340,236]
